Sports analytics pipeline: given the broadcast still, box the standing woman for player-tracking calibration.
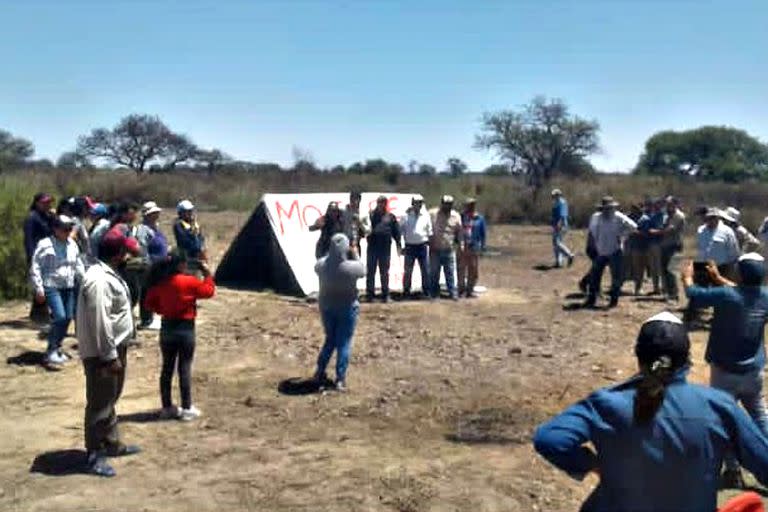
[313,233,366,391]
[24,193,54,322]
[30,215,85,366]
[144,253,215,421]
[309,201,345,259]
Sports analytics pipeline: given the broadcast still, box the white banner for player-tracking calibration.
[262,192,425,296]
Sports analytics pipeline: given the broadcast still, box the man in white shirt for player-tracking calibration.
[77,231,141,477]
[399,195,432,297]
[697,209,740,270]
[724,207,761,254]
[586,196,638,308]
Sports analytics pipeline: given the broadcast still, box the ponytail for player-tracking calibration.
[633,356,674,424]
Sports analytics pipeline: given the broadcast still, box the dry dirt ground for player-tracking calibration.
[0,213,765,511]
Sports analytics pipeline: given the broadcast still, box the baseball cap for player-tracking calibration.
[551,189,563,197]
[441,195,454,204]
[177,200,195,213]
[101,230,141,256]
[52,215,75,229]
[90,203,108,216]
[635,311,689,369]
[412,194,424,202]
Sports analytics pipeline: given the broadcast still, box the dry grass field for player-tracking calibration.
[0,213,764,511]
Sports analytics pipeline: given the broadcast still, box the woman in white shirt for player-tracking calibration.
[30,215,85,366]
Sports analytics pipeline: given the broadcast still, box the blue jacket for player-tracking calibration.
[23,210,52,263]
[173,219,204,259]
[552,198,569,229]
[461,212,486,251]
[534,371,768,512]
[685,285,768,373]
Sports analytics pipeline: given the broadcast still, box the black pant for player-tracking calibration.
[83,343,128,453]
[403,243,429,294]
[366,243,392,298]
[160,320,196,409]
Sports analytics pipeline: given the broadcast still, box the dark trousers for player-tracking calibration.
[660,245,681,300]
[366,244,391,298]
[160,321,196,409]
[403,243,429,294]
[588,250,624,305]
[83,343,128,453]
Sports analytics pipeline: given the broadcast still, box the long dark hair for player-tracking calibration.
[146,252,187,289]
[633,320,690,424]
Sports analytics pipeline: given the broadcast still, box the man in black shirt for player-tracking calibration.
[364,195,402,303]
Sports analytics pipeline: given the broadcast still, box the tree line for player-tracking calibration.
[2,96,767,192]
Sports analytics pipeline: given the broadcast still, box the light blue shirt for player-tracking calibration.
[696,221,739,265]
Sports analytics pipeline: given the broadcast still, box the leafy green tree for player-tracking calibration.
[0,129,34,172]
[418,163,437,176]
[483,164,511,176]
[634,126,768,182]
[475,96,600,196]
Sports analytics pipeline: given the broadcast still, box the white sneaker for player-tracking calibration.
[179,406,202,422]
[158,406,180,420]
[147,316,162,331]
[46,351,66,365]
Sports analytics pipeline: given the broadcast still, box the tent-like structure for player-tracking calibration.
[216,192,422,296]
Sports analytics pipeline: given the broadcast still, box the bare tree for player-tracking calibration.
[76,114,197,174]
[195,148,231,175]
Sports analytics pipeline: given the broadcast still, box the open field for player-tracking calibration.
[0,214,764,511]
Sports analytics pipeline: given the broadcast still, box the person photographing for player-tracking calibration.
[145,253,215,421]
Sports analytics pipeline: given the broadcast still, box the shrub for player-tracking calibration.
[0,177,37,301]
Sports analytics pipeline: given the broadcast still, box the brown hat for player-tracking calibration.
[598,196,619,208]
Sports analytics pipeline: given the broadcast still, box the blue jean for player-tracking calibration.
[588,250,624,304]
[403,243,429,294]
[429,248,456,298]
[552,230,573,266]
[710,364,768,470]
[44,287,76,354]
[316,305,359,383]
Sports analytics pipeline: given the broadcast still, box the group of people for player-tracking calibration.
[310,192,487,301]
[23,193,215,477]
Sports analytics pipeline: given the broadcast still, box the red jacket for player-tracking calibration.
[145,274,215,320]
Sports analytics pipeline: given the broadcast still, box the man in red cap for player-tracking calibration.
[76,232,141,477]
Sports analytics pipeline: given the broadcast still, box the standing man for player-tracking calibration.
[586,196,637,308]
[173,200,206,270]
[550,189,574,268]
[136,201,168,330]
[683,254,768,488]
[458,198,486,298]
[400,194,432,298]
[342,191,369,251]
[77,232,141,477]
[363,195,401,303]
[724,207,761,254]
[660,197,686,302]
[429,195,462,300]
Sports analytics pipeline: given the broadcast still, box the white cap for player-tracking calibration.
[441,195,454,204]
[739,252,765,263]
[551,188,563,197]
[54,214,75,227]
[725,206,741,223]
[412,194,424,202]
[643,311,683,325]
[142,201,162,216]
[177,199,195,212]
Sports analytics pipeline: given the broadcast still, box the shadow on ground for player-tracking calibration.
[119,410,169,423]
[277,377,329,396]
[30,449,88,476]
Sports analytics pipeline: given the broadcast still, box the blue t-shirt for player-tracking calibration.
[551,198,568,228]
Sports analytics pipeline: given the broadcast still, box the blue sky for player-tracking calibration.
[1,0,766,172]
